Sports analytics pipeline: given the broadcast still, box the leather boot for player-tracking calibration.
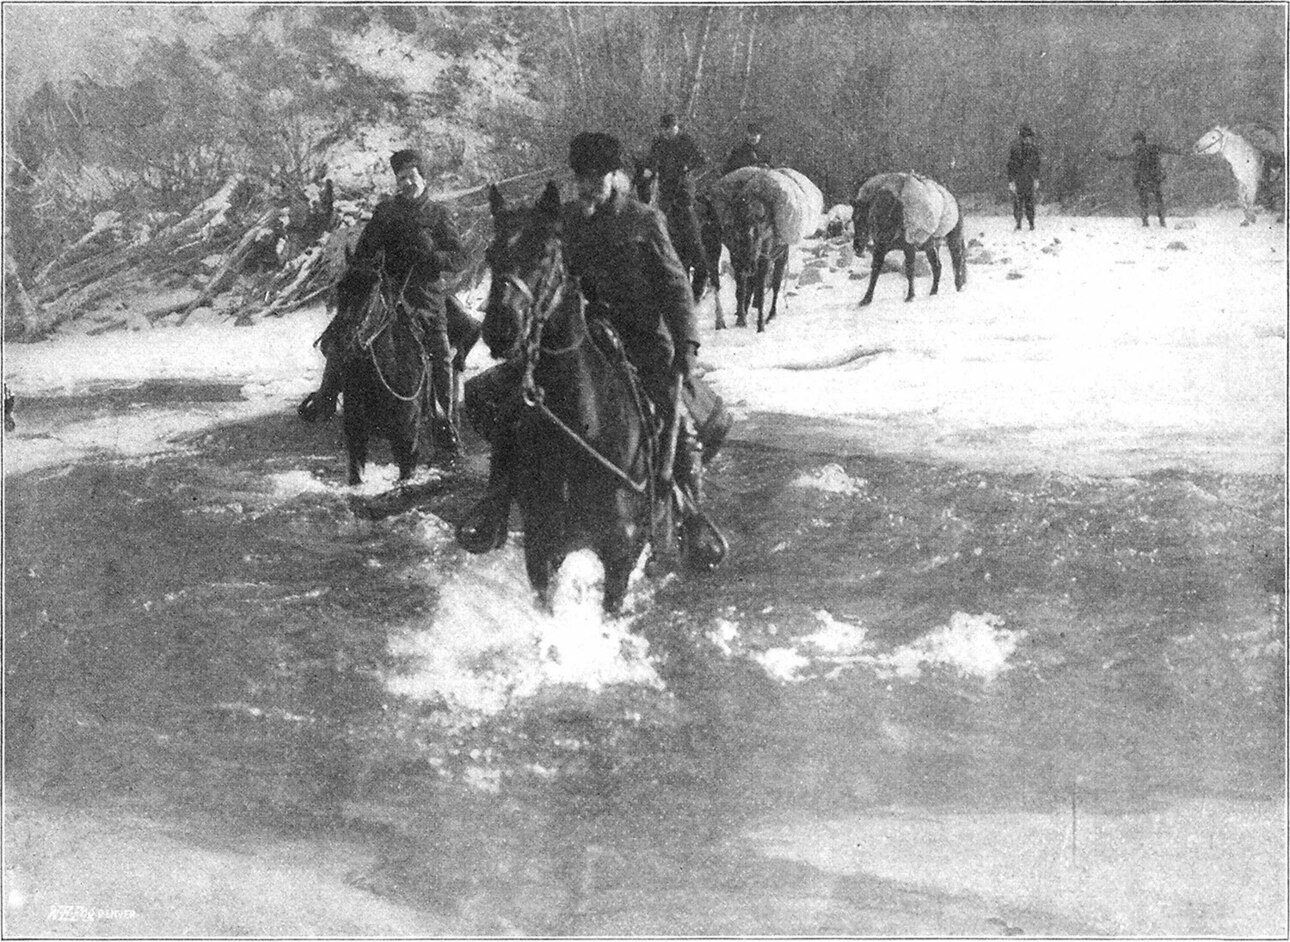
[456,425,515,554]
[298,353,342,423]
[674,427,727,572]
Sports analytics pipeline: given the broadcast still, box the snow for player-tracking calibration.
[3,209,1285,482]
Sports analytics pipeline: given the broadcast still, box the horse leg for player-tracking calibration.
[766,250,787,324]
[903,246,917,302]
[861,246,886,306]
[524,540,560,613]
[734,269,749,328]
[344,408,367,486]
[392,409,418,481]
[927,245,942,296]
[754,255,769,333]
[948,225,967,290]
[600,546,636,614]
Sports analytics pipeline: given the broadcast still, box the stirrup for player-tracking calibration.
[297,391,336,423]
[456,499,509,554]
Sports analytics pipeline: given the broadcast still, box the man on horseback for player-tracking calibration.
[722,122,773,176]
[640,113,709,297]
[1105,130,1186,227]
[298,148,466,455]
[1006,123,1041,231]
[457,132,720,566]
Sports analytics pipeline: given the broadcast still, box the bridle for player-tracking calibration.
[493,224,654,500]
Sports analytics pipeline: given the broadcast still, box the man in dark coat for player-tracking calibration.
[1105,130,1187,227]
[1006,123,1041,231]
[722,122,772,176]
[640,113,708,295]
[298,149,467,453]
[456,131,712,559]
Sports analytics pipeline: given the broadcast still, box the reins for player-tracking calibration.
[363,268,430,403]
[509,237,655,499]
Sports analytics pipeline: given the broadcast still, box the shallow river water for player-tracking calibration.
[3,378,1284,936]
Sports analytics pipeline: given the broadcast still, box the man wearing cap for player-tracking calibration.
[298,148,466,455]
[1006,124,1041,231]
[722,122,772,176]
[457,130,716,561]
[640,113,708,297]
[1105,130,1187,227]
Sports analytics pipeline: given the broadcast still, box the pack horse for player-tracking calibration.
[1193,123,1285,225]
[851,171,966,306]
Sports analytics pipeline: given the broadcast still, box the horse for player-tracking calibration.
[1193,124,1286,225]
[723,190,788,333]
[331,256,433,486]
[851,172,966,306]
[481,181,666,613]
[709,166,824,332]
[631,157,722,304]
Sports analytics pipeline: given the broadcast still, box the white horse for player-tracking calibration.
[1193,124,1283,225]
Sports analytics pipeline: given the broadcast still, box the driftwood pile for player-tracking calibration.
[5,165,570,339]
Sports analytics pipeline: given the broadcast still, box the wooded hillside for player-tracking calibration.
[3,4,1283,338]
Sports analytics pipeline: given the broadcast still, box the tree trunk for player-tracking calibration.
[738,8,758,114]
[563,6,587,109]
[681,7,715,121]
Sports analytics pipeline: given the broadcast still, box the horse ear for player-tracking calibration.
[488,184,505,217]
[537,181,561,218]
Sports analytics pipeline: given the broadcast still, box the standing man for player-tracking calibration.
[1006,123,1041,231]
[298,149,466,456]
[641,113,708,294]
[457,132,716,564]
[1105,130,1186,227]
[722,121,772,176]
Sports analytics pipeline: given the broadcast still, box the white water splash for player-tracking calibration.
[755,609,1024,684]
[266,465,446,499]
[385,529,661,719]
[790,463,866,496]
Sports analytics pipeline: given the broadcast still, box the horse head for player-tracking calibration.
[850,197,871,257]
[853,185,902,255]
[729,193,773,271]
[483,181,565,360]
[1194,125,1226,156]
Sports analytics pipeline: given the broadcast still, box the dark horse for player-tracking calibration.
[852,172,967,306]
[631,157,722,305]
[482,182,665,613]
[724,191,788,333]
[332,256,432,485]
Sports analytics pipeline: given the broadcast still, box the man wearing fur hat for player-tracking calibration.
[298,148,466,455]
[457,131,724,566]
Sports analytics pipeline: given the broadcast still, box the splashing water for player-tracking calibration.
[755,610,1024,684]
[385,524,662,722]
[791,463,866,496]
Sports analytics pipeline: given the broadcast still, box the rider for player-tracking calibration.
[722,121,772,176]
[641,113,709,295]
[456,131,710,559]
[298,148,466,454]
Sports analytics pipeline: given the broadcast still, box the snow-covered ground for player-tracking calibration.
[4,209,1285,479]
